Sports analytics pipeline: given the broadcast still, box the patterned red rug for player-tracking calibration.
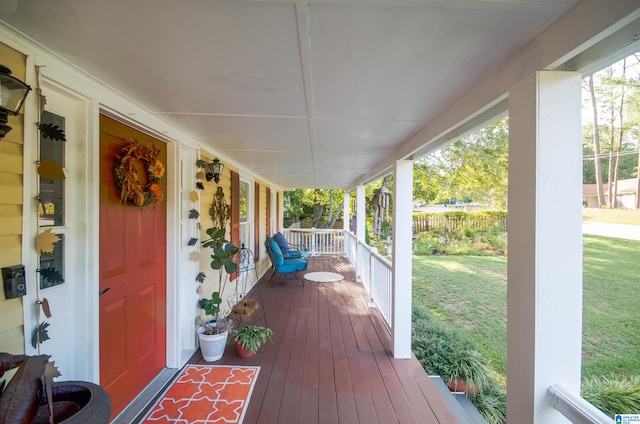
[140,365,260,424]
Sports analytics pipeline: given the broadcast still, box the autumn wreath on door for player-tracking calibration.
[114,139,165,207]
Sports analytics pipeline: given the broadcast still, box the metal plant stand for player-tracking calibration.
[228,244,267,328]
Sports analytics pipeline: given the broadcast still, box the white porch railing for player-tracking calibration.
[284,228,394,330]
[342,230,394,329]
[548,385,614,423]
[283,228,344,255]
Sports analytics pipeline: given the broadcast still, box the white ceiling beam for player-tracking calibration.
[295,2,319,187]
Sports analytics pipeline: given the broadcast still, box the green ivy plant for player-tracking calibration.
[198,291,223,317]
[197,291,234,335]
[201,227,238,274]
[231,325,273,354]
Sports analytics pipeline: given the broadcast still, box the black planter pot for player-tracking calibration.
[33,381,111,424]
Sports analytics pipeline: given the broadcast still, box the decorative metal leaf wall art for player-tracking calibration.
[40,268,64,285]
[36,229,60,254]
[37,122,67,141]
[37,159,65,180]
[31,322,51,348]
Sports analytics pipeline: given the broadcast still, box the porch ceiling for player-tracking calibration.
[0,0,581,189]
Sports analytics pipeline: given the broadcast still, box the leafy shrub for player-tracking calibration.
[412,308,487,388]
[412,306,506,423]
[448,349,491,393]
[471,384,507,424]
[413,233,445,255]
[480,231,507,254]
[413,228,506,256]
[582,375,640,417]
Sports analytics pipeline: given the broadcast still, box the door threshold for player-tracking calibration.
[110,367,179,424]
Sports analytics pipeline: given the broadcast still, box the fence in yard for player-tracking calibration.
[413,212,507,233]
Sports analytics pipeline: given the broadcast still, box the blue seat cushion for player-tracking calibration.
[268,238,284,266]
[273,232,291,254]
[279,257,309,273]
[273,232,309,259]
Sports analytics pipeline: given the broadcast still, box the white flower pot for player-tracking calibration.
[197,328,229,362]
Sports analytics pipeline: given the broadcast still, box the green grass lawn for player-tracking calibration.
[412,234,640,384]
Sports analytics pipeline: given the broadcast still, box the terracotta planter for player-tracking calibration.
[198,328,229,362]
[234,340,255,358]
[448,380,478,395]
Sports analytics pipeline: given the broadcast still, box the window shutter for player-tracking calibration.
[254,181,260,262]
[230,171,240,281]
[266,187,271,237]
[276,192,281,233]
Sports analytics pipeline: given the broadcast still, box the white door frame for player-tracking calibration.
[22,77,95,381]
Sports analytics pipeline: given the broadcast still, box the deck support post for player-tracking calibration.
[355,185,366,283]
[343,191,350,236]
[507,71,583,423]
[392,159,413,358]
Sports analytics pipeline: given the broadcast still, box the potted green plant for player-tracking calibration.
[446,349,490,395]
[197,291,234,361]
[201,227,238,275]
[231,325,273,358]
[197,225,239,362]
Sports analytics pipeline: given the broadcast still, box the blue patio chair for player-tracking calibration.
[265,237,308,286]
[272,232,309,259]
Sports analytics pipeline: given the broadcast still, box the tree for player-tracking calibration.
[583,55,640,208]
[372,176,391,237]
[414,117,509,208]
[283,188,345,228]
[586,75,606,207]
[283,189,306,225]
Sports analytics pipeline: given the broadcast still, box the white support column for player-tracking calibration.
[507,71,583,423]
[343,192,350,232]
[392,160,413,359]
[356,185,366,283]
[343,192,350,255]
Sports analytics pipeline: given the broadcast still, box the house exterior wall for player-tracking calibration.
[254,180,269,276]
[618,193,637,209]
[197,151,236,316]
[0,42,27,355]
[0,28,283,381]
[196,151,275,316]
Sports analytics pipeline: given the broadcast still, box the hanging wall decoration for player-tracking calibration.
[31,66,67,350]
[211,187,231,232]
[114,139,165,207]
[37,122,66,141]
[37,159,65,180]
[36,229,60,254]
[190,161,205,295]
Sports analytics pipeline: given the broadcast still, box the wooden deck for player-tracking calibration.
[188,256,458,423]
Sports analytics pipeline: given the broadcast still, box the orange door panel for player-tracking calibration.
[99,115,167,419]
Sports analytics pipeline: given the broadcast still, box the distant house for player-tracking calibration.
[583,178,638,209]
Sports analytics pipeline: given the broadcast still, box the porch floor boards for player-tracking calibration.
[188,256,457,424]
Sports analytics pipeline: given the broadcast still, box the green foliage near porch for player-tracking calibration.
[412,234,640,388]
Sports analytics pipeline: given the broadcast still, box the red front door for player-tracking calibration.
[99,115,167,419]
